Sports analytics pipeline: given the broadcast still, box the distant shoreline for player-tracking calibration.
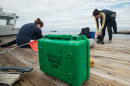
[117,30,130,34]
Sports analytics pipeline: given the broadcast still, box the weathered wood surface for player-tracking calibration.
[0,36,130,86]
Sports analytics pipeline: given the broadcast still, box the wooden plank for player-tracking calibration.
[9,48,69,86]
[90,55,130,71]
[91,44,130,54]
[83,74,124,86]
[90,50,130,61]
[90,62,130,86]
[8,45,126,85]
[0,56,3,66]
[89,56,130,86]
[0,47,67,86]
[9,45,126,86]
[0,52,57,86]
[0,36,129,86]
[90,38,130,86]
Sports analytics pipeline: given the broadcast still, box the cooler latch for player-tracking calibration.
[68,73,73,78]
[67,53,72,58]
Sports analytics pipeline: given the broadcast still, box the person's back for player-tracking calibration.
[100,10,115,21]
[0,18,44,48]
[16,23,42,46]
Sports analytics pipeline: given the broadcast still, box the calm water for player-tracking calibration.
[42,29,130,39]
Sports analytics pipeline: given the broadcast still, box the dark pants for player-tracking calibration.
[6,40,16,46]
[1,39,30,48]
[101,19,117,40]
[111,18,117,34]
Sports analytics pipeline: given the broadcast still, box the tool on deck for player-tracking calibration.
[0,66,33,86]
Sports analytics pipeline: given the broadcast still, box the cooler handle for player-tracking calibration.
[45,34,72,40]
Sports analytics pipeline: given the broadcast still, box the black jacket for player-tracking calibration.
[100,10,115,21]
[16,23,42,46]
[95,10,116,32]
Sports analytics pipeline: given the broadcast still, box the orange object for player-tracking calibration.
[29,40,38,52]
[90,57,94,66]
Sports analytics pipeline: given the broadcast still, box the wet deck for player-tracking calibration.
[0,36,130,86]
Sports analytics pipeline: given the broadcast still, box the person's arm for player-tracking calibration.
[36,29,43,39]
[99,13,106,32]
[95,18,99,34]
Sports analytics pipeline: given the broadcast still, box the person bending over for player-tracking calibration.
[0,18,44,48]
[93,9,117,44]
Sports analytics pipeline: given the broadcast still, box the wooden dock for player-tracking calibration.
[0,36,130,86]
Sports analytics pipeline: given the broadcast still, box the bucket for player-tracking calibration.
[89,31,95,39]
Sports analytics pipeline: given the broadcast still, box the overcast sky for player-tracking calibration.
[1,0,130,31]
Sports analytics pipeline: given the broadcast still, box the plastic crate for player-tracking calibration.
[38,34,90,86]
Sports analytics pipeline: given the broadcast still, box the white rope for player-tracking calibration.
[0,42,29,54]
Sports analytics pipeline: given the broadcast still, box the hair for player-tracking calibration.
[34,18,44,27]
[93,9,100,16]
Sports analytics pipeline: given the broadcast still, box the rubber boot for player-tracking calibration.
[101,36,104,44]
[97,35,101,44]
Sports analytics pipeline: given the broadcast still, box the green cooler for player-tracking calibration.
[38,34,90,86]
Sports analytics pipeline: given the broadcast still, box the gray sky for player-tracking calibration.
[1,0,130,31]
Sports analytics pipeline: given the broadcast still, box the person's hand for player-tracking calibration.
[98,32,101,35]
[96,32,99,35]
[96,32,101,35]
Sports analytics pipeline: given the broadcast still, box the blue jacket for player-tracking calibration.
[16,23,42,46]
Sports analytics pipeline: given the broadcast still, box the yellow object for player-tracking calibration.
[90,58,94,66]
